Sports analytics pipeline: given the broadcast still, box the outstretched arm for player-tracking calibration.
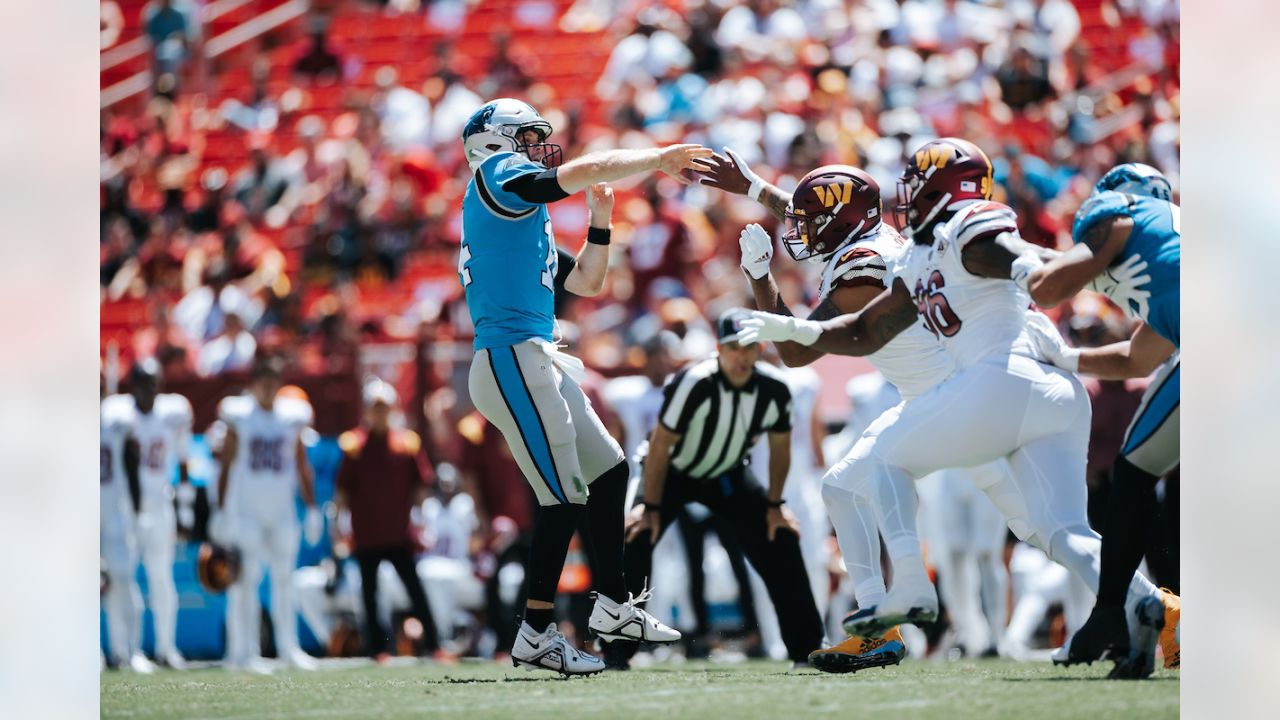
[741,279,920,357]
[697,148,792,220]
[1078,321,1175,380]
[1027,216,1132,308]
[961,231,1060,280]
[556,145,713,195]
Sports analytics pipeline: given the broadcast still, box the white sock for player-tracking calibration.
[822,482,885,608]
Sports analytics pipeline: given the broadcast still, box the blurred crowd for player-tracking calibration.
[100,0,1179,664]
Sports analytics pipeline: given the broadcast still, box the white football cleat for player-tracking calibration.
[285,648,318,671]
[128,653,156,675]
[588,585,681,644]
[512,622,605,677]
[842,580,938,638]
[159,649,187,670]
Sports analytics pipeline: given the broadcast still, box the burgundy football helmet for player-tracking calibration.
[895,138,995,238]
[782,165,883,261]
[196,542,242,594]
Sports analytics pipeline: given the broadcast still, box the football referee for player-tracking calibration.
[620,309,824,664]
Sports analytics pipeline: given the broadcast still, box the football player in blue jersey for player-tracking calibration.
[459,98,711,675]
[1018,163,1181,676]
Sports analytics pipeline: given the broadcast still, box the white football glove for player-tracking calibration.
[1088,254,1151,320]
[737,311,822,346]
[304,506,324,546]
[723,147,767,201]
[1023,312,1080,373]
[739,223,774,279]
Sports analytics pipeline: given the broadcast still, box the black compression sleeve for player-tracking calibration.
[502,168,570,204]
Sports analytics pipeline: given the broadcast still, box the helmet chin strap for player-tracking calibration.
[912,191,953,236]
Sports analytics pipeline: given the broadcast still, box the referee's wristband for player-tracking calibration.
[766,499,786,508]
[587,226,611,245]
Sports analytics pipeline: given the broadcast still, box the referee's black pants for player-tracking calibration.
[355,545,440,656]
[620,466,824,663]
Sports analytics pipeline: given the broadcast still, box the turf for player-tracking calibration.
[101,658,1179,720]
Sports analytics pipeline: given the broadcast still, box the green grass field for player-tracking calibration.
[101,658,1179,720]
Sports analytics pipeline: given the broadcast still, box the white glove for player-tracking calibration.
[723,146,767,201]
[1023,312,1080,373]
[1088,254,1151,320]
[304,506,324,546]
[739,223,774,279]
[738,311,822,346]
[208,511,230,545]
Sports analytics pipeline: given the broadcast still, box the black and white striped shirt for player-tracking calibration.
[657,357,792,480]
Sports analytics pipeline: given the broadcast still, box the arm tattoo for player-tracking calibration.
[748,273,790,316]
[760,185,793,222]
[805,297,843,322]
[877,296,920,345]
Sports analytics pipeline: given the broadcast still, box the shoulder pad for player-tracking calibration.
[217,395,252,424]
[101,394,136,428]
[1072,191,1132,244]
[393,429,422,455]
[276,397,314,427]
[158,394,193,425]
[830,245,888,290]
[339,430,364,458]
[955,201,1018,247]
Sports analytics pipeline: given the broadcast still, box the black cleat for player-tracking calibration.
[1061,604,1130,666]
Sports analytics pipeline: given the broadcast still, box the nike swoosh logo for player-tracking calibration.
[527,639,541,649]
[601,608,621,621]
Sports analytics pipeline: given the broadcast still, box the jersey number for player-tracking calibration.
[458,219,557,293]
[914,271,963,337]
[249,437,286,472]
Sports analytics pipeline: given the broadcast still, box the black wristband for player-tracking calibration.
[587,226,611,245]
[766,499,786,508]
[637,501,659,513]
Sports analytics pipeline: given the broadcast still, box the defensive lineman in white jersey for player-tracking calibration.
[212,355,324,672]
[121,359,194,669]
[101,382,153,674]
[699,153,1025,672]
[740,138,1175,679]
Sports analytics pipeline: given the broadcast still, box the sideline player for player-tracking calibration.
[737,138,1171,678]
[459,98,707,674]
[1020,163,1181,670]
[124,359,194,669]
[101,377,153,673]
[212,356,324,672]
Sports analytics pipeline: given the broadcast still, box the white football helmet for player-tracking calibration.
[462,98,562,170]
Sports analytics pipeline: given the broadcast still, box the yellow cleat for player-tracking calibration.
[808,626,907,674]
[1158,588,1180,669]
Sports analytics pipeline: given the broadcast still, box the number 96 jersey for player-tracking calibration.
[888,200,1035,370]
[218,394,313,508]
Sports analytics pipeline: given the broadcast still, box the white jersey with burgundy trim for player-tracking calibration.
[100,394,137,529]
[219,394,313,506]
[889,200,1038,370]
[130,393,194,511]
[817,224,955,399]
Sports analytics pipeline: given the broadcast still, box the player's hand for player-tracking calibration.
[738,311,822,346]
[697,147,763,197]
[1023,312,1080,373]
[658,144,715,185]
[304,506,324,545]
[625,506,661,545]
[1089,254,1152,320]
[765,506,799,541]
[586,182,614,224]
[739,223,774,279]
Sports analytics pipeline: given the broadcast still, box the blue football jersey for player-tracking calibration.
[460,152,559,350]
[1073,191,1180,346]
